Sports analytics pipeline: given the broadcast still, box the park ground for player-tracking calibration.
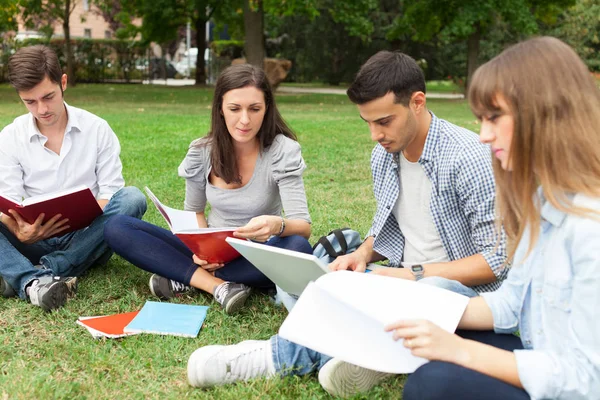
[0,83,478,399]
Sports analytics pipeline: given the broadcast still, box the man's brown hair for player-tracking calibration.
[8,45,63,92]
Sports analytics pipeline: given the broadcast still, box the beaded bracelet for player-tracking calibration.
[277,216,286,236]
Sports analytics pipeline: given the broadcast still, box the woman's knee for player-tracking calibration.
[103,214,133,247]
[281,235,312,254]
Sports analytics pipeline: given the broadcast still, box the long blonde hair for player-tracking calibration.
[469,36,600,259]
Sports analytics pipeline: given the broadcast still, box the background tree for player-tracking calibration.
[0,0,19,34]
[20,0,79,85]
[547,0,600,71]
[388,0,574,91]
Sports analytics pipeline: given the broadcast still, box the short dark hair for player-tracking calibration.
[8,45,63,92]
[203,63,297,184]
[347,51,426,106]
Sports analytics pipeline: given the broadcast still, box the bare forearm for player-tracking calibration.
[357,236,386,263]
[280,218,311,239]
[423,254,497,286]
[458,297,495,330]
[195,212,208,228]
[97,199,109,210]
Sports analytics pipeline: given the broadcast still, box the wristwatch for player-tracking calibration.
[410,264,425,281]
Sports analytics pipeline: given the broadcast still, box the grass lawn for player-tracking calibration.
[0,83,477,399]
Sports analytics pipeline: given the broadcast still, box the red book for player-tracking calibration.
[0,185,103,236]
[77,311,140,339]
[144,186,240,264]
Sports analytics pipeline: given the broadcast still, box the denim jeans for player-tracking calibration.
[270,329,525,395]
[0,187,147,299]
[103,215,313,289]
[418,276,479,298]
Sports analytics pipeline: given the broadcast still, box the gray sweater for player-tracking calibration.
[178,134,311,228]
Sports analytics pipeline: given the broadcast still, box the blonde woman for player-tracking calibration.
[318,36,600,399]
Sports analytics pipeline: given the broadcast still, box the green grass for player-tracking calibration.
[0,84,477,399]
[281,80,463,94]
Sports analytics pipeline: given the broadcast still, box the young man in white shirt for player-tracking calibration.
[0,45,147,311]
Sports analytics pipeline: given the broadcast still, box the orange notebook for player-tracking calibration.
[0,185,103,236]
[77,311,140,339]
[144,187,241,264]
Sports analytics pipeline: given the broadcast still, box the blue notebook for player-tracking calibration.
[124,301,209,338]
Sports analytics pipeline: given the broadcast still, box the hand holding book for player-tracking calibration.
[3,210,70,244]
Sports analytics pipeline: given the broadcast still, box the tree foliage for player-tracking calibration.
[0,0,19,34]
[388,0,574,90]
[19,0,79,84]
[547,0,600,71]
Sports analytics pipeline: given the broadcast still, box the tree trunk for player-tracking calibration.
[465,24,481,95]
[194,17,207,86]
[243,0,265,67]
[63,0,75,86]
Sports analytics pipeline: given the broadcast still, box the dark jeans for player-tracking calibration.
[103,215,313,289]
[403,330,530,400]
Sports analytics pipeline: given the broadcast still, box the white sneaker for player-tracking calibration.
[318,358,394,398]
[187,340,276,387]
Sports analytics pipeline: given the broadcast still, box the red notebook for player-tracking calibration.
[77,311,140,339]
[0,185,103,235]
[144,186,241,264]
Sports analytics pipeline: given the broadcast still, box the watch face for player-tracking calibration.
[411,265,424,273]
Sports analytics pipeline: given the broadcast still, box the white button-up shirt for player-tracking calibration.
[0,103,124,202]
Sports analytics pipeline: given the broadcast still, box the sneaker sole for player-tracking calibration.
[223,289,252,314]
[39,282,68,312]
[318,358,393,398]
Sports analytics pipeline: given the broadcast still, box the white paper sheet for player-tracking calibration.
[279,271,469,373]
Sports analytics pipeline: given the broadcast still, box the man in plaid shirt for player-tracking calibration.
[184,50,509,395]
[330,51,507,297]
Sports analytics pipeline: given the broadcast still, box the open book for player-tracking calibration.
[0,185,103,235]
[144,187,240,263]
[279,271,470,374]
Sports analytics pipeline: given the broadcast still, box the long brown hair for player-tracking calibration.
[469,36,600,259]
[201,63,296,184]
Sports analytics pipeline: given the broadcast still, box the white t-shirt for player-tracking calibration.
[0,103,124,201]
[393,153,449,265]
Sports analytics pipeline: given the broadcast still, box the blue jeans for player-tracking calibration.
[0,187,147,299]
[418,276,479,298]
[270,330,526,398]
[103,215,313,289]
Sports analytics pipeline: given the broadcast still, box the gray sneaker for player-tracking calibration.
[318,358,394,398]
[149,274,193,300]
[0,276,17,298]
[213,282,252,314]
[28,276,69,312]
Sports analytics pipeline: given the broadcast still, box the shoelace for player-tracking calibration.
[213,282,230,304]
[170,280,190,293]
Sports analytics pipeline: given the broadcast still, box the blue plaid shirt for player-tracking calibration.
[367,113,507,293]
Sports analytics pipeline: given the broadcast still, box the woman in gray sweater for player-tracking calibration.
[104,64,312,314]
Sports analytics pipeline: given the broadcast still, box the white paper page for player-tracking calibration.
[21,184,88,206]
[145,187,237,233]
[279,271,469,373]
[315,271,469,332]
[279,282,427,373]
